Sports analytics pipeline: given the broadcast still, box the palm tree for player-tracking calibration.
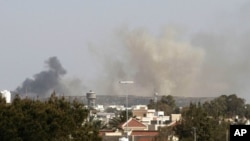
[109,110,132,130]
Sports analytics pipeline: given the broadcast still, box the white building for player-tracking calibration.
[131,105,171,131]
[132,105,148,110]
[96,105,105,112]
[96,112,116,123]
[108,105,126,111]
[0,90,11,103]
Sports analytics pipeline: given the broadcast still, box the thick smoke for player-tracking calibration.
[96,28,204,97]
[16,56,67,97]
[98,26,250,99]
[95,1,250,99]
[122,29,204,96]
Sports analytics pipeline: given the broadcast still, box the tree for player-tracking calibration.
[148,95,177,115]
[203,94,246,118]
[88,115,108,130]
[174,101,230,141]
[147,99,155,109]
[154,126,174,141]
[226,94,245,117]
[174,102,226,141]
[108,110,132,130]
[105,107,118,114]
[244,104,250,119]
[0,93,102,141]
[161,95,176,108]
[160,94,247,141]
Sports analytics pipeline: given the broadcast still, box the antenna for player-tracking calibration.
[154,89,158,113]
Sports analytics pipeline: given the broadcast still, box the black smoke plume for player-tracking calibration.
[16,56,66,97]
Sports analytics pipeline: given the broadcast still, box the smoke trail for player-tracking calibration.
[16,56,66,97]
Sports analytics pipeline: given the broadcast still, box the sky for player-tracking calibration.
[1,1,250,101]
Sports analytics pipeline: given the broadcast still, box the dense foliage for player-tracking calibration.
[148,95,178,115]
[174,103,229,141]
[203,94,247,118]
[155,94,250,141]
[0,92,102,141]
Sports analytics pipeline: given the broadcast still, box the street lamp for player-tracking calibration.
[119,81,134,141]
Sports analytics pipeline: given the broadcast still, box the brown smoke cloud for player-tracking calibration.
[94,20,250,100]
[87,2,250,99]
[95,13,250,100]
[96,28,205,96]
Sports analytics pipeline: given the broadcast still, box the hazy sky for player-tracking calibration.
[1,1,250,101]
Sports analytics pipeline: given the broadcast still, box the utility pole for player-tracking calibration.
[154,91,158,113]
[226,129,228,141]
[193,127,196,141]
[119,81,134,141]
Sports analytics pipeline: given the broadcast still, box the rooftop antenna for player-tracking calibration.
[154,89,158,113]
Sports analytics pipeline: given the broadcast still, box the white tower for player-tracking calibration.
[86,90,96,109]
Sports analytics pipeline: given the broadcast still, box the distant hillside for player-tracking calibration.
[12,94,215,107]
[76,95,215,107]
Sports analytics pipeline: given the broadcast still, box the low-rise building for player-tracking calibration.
[96,105,105,112]
[108,105,126,111]
[120,118,148,132]
[96,112,115,123]
[171,114,181,122]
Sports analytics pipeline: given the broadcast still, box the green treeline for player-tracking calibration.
[156,94,250,141]
[1,92,249,141]
[0,92,101,141]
